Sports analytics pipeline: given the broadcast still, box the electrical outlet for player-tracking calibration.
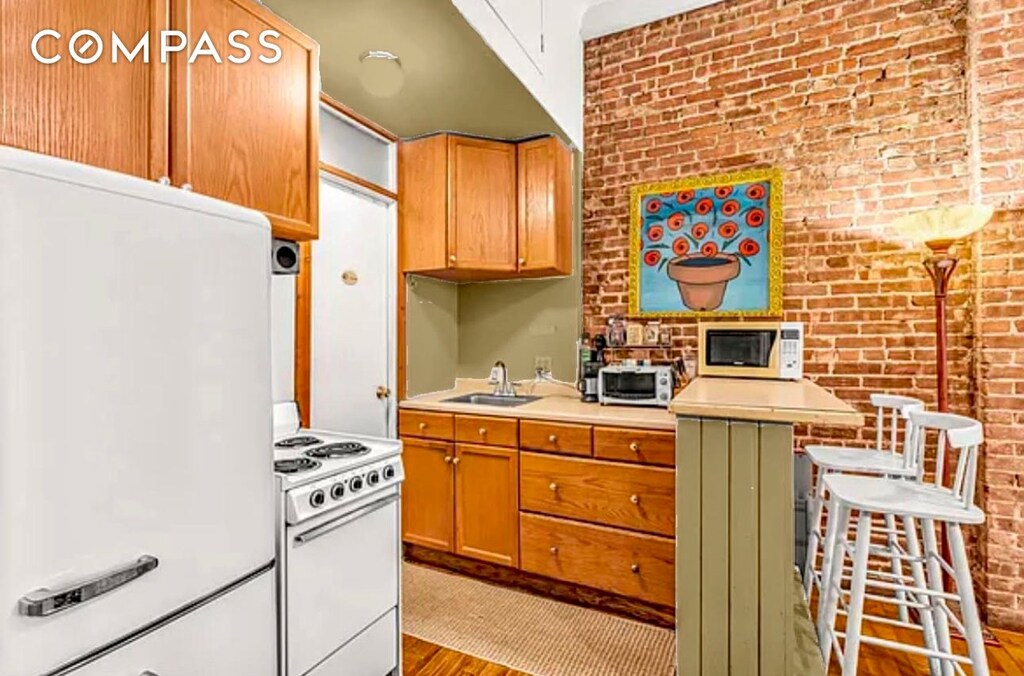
[535,356,553,374]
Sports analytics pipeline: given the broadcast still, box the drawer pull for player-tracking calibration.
[630,494,639,505]
[479,427,487,435]
[548,434,558,443]
[418,422,427,431]
[444,456,452,464]
[631,564,640,574]
[549,482,558,492]
[629,442,640,452]
[550,546,558,555]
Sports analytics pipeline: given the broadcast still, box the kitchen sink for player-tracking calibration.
[441,392,542,407]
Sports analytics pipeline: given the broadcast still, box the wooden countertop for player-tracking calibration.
[669,376,864,427]
[400,379,677,431]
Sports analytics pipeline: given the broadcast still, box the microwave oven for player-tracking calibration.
[598,364,674,407]
[697,321,804,380]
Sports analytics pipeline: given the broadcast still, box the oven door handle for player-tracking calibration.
[294,494,398,545]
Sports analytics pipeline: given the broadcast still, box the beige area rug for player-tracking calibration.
[402,563,676,676]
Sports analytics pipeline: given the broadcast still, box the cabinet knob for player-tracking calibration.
[630,494,639,505]
[519,258,526,266]
[181,183,193,192]
[549,546,558,555]
[629,442,640,453]
[419,422,427,431]
[452,457,461,466]
[443,456,452,464]
[631,563,640,574]
[156,176,171,186]
[548,482,558,492]
[479,427,487,436]
[449,255,457,263]
[548,434,557,444]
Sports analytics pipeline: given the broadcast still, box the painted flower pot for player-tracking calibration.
[666,254,741,311]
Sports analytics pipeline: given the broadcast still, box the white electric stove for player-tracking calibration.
[273,403,403,676]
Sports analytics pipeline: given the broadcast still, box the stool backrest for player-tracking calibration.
[869,394,925,460]
[907,410,984,509]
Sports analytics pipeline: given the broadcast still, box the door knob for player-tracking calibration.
[376,385,391,400]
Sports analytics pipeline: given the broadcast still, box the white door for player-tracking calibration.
[310,177,395,437]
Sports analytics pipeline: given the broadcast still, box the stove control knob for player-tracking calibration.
[367,470,380,486]
[309,489,326,508]
[382,465,396,481]
[350,476,364,492]
[330,483,345,500]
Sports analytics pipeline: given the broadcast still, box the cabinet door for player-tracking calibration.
[172,0,319,240]
[448,136,517,272]
[0,0,169,179]
[517,136,572,276]
[454,443,519,566]
[401,438,454,551]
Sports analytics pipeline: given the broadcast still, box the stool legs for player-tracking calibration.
[903,515,942,676]
[840,512,874,675]
[818,498,850,668]
[922,519,954,676]
[883,512,909,623]
[948,523,989,676]
[804,469,827,600]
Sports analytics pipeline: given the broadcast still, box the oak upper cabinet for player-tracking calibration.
[517,136,572,276]
[454,444,519,567]
[0,0,319,241]
[401,438,455,551]
[400,132,571,281]
[172,0,320,240]
[0,0,169,179]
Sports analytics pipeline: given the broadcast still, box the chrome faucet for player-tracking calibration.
[489,360,517,397]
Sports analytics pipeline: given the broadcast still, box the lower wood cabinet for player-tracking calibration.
[401,438,454,551]
[454,444,518,566]
[400,435,518,567]
[520,512,675,607]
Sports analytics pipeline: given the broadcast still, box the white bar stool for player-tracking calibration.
[803,394,925,620]
[817,411,987,675]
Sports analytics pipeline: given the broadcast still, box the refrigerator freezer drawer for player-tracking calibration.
[310,608,398,676]
[69,570,276,676]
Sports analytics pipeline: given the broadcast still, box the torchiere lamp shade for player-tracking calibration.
[891,204,994,252]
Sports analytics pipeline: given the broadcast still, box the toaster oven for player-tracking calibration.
[598,365,674,407]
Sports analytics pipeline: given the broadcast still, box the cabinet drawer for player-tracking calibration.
[399,410,454,440]
[455,414,518,448]
[520,420,592,457]
[594,427,675,467]
[520,513,674,606]
[520,453,675,536]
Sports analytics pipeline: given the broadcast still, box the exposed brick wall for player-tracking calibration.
[971,0,1024,629]
[583,0,1024,628]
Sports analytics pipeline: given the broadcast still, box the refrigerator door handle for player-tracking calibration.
[18,555,159,617]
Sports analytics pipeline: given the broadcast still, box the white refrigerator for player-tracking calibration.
[0,147,277,675]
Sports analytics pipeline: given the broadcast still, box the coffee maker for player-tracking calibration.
[578,334,605,403]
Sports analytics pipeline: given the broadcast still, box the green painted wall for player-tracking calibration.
[405,276,459,397]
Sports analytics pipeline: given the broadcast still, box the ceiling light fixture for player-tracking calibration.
[358,50,404,98]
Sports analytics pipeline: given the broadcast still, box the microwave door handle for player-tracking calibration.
[18,555,159,617]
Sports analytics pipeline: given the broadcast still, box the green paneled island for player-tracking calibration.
[671,377,864,676]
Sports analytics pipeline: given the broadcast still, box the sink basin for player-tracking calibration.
[442,392,541,407]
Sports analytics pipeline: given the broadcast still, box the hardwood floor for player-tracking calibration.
[403,635,529,675]
[405,628,1024,676]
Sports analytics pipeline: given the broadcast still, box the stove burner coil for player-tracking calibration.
[274,435,323,449]
[274,457,322,474]
[305,442,371,459]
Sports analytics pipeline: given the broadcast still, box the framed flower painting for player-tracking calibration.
[628,168,784,317]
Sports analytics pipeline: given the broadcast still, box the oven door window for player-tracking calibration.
[706,330,776,368]
[605,372,656,400]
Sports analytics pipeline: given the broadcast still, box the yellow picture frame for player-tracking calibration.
[628,167,784,318]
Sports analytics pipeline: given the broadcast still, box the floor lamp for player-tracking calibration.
[892,204,994,591]
[892,205,993,413]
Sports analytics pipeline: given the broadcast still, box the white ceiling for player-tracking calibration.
[580,0,723,40]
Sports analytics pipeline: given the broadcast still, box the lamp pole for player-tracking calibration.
[922,249,957,412]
